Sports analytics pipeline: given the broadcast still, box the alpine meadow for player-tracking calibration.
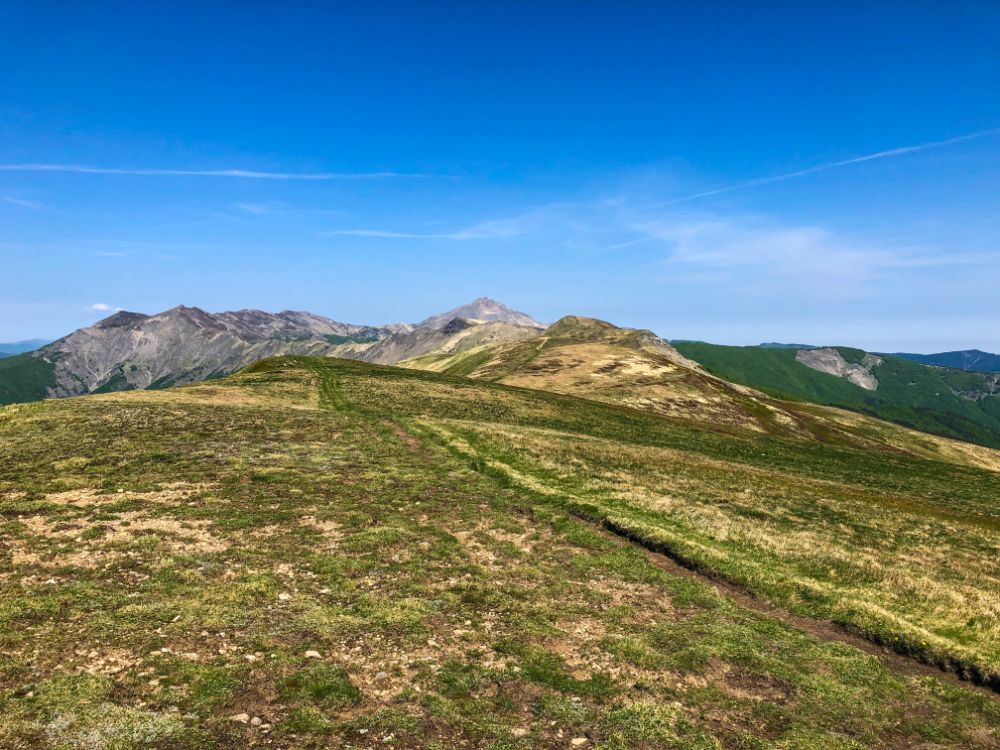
[3,3,1000,749]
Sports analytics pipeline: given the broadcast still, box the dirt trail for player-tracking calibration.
[417,419,1000,702]
[590,514,1000,702]
[382,419,424,453]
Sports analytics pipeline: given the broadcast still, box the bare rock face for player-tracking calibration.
[15,298,545,401]
[795,348,882,390]
[36,306,385,398]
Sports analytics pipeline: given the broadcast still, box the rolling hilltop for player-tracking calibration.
[2,351,1000,747]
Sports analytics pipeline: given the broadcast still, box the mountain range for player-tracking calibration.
[4,298,1000,449]
[0,298,541,405]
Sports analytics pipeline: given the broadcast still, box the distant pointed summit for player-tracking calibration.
[416,297,543,331]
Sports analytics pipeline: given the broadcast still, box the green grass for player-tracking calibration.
[674,342,1000,448]
[0,352,57,405]
[0,356,998,748]
[91,366,137,394]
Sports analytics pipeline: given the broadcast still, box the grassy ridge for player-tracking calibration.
[287,358,1000,682]
[1,355,999,748]
[674,342,1000,448]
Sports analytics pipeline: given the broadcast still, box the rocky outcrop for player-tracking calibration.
[796,348,882,391]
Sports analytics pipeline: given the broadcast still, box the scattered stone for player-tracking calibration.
[229,713,250,724]
[304,650,321,659]
[512,727,529,737]
[374,671,389,682]
[278,592,291,601]
[570,738,588,747]
[251,716,262,727]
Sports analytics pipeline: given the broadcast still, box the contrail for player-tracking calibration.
[0,164,428,180]
[668,127,1000,204]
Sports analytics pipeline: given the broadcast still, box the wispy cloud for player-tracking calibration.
[233,202,279,214]
[87,303,121,312]
[0,164,430,180]
[328,214,539,241]
[231,201,345,218]
[667,127,1000,203]
[2,195,44,209]
[329,229,437,239]
[614,208,1000,303]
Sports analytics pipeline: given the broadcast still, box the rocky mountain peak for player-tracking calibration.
[417,298,543,331]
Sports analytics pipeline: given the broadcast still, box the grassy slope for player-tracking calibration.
[0,356,998,748]
[0,352,57,405]
[402,330,1000,473]
[674,342,1000,448]
[317,359,1000,677]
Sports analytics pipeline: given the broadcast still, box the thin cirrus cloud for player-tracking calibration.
[667,127,1000,204]
[618,209,1000,303]
[2,195,45,209]
[328,216,537,241]
[0,164,430,180]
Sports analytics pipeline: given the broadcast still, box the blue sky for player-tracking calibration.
[1,2,998,351]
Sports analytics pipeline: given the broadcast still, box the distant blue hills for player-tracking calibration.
[0,339,50,359]
[894,349,1000,374]
[757,342,818,349]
